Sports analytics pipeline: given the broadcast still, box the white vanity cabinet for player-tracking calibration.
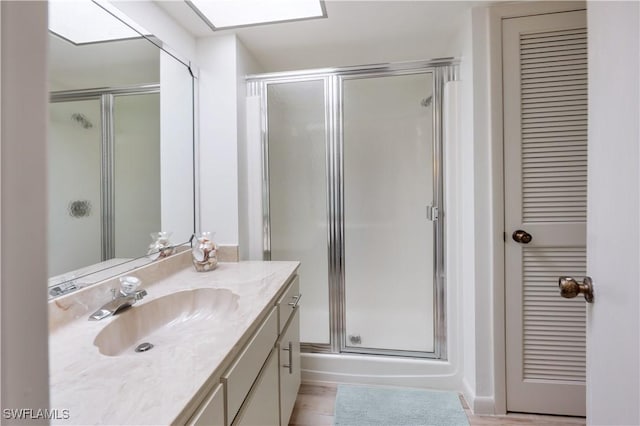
[278,309,301,426]
[184,274,301,426]
[277,276,301,426]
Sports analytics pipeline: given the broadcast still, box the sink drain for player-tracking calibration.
[135,342,154,353]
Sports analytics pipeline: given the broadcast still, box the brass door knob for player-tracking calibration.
[512,229,532,244]
[558,276,594,303]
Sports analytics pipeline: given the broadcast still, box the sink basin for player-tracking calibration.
[94,288,239,356]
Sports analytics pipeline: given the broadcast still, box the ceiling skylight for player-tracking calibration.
[186,0,326,30]
[49,0,149,45]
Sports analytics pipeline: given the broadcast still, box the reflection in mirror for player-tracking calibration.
[47,1,195,298]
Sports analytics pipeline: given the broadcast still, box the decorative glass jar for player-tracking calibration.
[147,231,175,261]
[192,231,218,272]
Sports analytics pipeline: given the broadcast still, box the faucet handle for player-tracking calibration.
[119,276,141,295]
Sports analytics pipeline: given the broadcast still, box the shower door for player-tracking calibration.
[341,72,435,355]
[252,60,454,358]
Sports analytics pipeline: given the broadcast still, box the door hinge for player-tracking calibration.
[427,205,439,221]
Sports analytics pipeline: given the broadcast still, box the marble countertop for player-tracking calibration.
[48,258,299,425]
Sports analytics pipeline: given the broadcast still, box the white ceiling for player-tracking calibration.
[49,35,160,91]
[155,0,482,72]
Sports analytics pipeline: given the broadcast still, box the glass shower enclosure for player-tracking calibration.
[248,59,457,358]
[48,86,160,277]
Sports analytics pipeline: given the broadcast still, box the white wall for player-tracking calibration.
[196,35,239,245]
[197,35,263,249]
[448,4,500,414]
[459,13,477,405]
[469,4,500,413]
[1,0,50,418]
[447,5,480,411]
[234,1,473,73]
[586,2,639,424]
[443,79,465,391]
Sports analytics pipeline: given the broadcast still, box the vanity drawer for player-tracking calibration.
[232,348,279,426]
[187,383,224,426]
[277,275,300,333]
[222,307,277,425]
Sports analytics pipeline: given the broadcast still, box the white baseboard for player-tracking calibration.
[474,395,496,415]
[461,377,495,415]
[461,378,475,411]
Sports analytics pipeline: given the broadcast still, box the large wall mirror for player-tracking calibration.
[47,1,195,298]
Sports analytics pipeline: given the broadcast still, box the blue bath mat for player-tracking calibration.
[334,384,469,426]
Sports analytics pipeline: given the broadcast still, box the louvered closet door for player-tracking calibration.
[503,10,587,416]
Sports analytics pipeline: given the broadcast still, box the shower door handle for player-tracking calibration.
[426,205,439,221]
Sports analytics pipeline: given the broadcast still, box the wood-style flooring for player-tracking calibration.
[289,383,586,426]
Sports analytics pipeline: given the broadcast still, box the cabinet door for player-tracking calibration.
[279,308,301,426]
[223,308,278,424]
[187,383,225,426]
[234,348,280,426]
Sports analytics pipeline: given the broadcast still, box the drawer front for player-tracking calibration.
[277,275,300,333]
[278,308,301,426]
[187,383,225,426]
[233,348,280,426]
[223,308,278,425]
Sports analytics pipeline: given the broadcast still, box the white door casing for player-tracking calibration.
[586,3,640,425]
[504,10,587,416]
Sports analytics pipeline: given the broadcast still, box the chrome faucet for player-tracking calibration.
[89,287,147,321]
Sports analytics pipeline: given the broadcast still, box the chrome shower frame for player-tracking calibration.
[247,58,459,360]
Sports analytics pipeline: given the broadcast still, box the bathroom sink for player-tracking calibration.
[94,288,239,356]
